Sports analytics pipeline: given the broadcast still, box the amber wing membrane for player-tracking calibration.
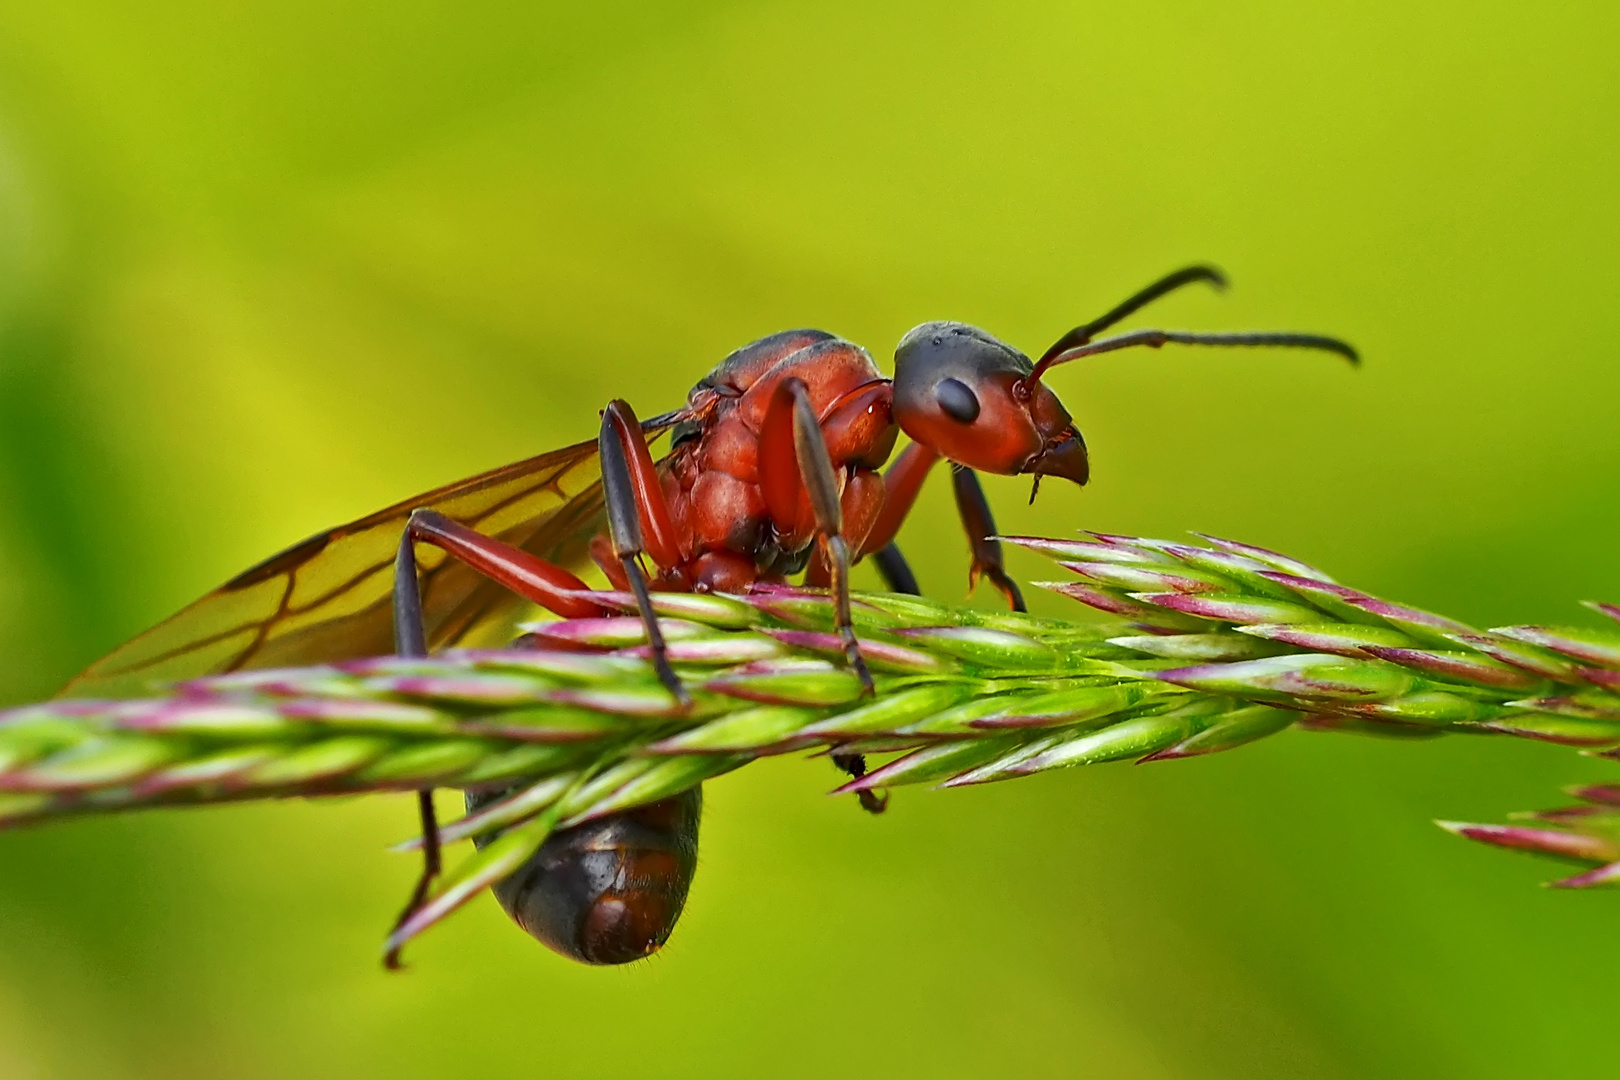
[60,420,677,699]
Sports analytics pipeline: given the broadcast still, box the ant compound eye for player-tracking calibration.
[935,377,981,423]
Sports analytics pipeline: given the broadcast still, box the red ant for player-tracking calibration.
[64,266,1355,966]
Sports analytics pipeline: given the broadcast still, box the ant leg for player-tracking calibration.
[395,509,604,621]
[871,544,921,595]
[859,442,942,559]
[856,442,933,594]
[951,465,1026,612]
[382,508,619,968]
[830,750,889,814]
[589,534,632,591]
[760,378,876,696]
[598,400,690,708]
[844,442,1015,607]
[803,468,883,589]
[384,527,447,969]
[385,530,435,970]
[598,400,682,569]
[383,791,440,970]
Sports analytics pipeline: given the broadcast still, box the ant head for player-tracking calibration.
[892,322,1089,491]
[890,267,1359,502]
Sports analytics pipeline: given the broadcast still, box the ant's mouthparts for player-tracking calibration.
[1025,431,1090,496]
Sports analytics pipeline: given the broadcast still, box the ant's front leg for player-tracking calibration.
[859,442,1024,610]
[950,465,1025,612]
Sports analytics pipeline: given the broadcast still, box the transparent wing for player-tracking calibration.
[61,418,679,699]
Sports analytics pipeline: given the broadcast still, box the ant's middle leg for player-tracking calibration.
[759,377,876,696]
[829,750,890,815]
[597,399,690,708]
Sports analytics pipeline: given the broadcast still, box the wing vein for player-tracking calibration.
[58,421,682,699]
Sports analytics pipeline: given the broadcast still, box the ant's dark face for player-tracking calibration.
[891,322,1088,489]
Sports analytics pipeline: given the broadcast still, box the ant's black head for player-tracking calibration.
[889,266,1360,499]
[891,321,1089,488]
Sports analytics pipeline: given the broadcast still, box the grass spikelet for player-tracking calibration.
[5,527,1617,945]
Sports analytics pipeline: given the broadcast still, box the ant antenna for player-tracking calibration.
[1025,328,1359,388]
[1035,265,1228,370]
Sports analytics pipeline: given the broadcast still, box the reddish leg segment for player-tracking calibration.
[817,379,898,468]
[860,441,942,558]
[400,510,603,622]
[860,436,935,596]
[760,377,875,695]
[590,534,632,591]
[758,380,813,544]
[859,442,1022,609]
[384,505,616,967]
[385,402,691,965]
[804,468,884,588]
[951,466,1026,612]
[598,400,690,708]
[600,400,681,569]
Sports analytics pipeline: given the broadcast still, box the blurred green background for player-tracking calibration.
[0,1,1617,1077]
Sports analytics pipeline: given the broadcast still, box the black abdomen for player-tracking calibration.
[468,786,702,965]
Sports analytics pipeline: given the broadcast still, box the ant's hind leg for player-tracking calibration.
[383,505,617,967]
[384,528,442,970]
[383,790,441,970]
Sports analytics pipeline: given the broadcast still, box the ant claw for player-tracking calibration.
[850,652,876,697]
[654,655,693,711]
[831,751,889,815]
[856,788,890,815]
[969,561,1027,613]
